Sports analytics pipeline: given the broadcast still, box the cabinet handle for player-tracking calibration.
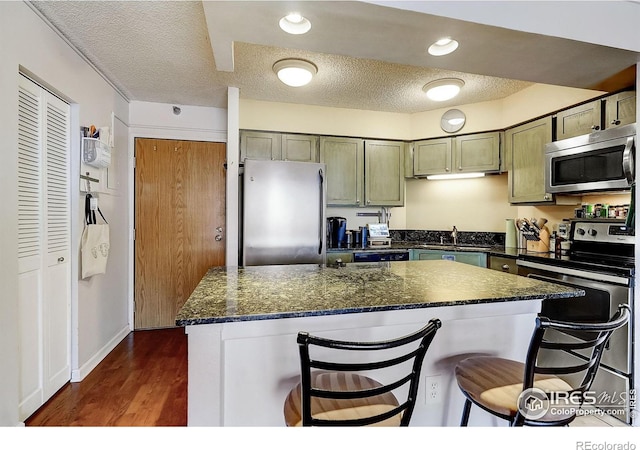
[356,198,360,204]
[611,119,621,125]
[591,125,600,130]
[215,235,223,241]
[445,168,450,172]
[501,264,510,271]
[544,194,551,200]
[367,200,371,204]
[58,257,65,263]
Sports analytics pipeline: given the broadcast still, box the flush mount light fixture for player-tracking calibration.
[279,12,311,34]
[422,78,465,102]
[428,37,459,56]
[426,172,485,181]
[273,59,317,87]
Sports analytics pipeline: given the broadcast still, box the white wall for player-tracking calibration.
[0,2,129,425]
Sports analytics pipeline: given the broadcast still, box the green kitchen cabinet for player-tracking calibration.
[409,249,487,267]
[411,132,501,177]
[555,99,602,140]
[453,132,502,173]
[506,116,554,204]
[605,90,636,129]
[320,136,365,206]
[281,134,319,162]
[364,140,405,206]
[240,130,282,161]
[488,255,518,274]
[240,130,318,162]
[320,137,405,207]
[412,138,452,176]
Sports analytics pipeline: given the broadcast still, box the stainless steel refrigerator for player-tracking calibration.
[241,159,326,266]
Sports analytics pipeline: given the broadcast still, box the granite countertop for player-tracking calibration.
[176,260,583,326]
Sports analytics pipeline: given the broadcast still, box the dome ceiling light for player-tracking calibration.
[422,78,465,102]
[279,12,311,34]
[273,59,317,87]
[428,37,459,56]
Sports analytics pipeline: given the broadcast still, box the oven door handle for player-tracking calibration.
[622,136,635,184]
[517,259,630,286]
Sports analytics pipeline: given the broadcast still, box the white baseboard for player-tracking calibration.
[71,325,131,382]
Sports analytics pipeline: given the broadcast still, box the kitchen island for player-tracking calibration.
[176,260,583,426]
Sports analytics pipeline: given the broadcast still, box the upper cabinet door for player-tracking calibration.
[453,132,501,173]
[555,99,603,140]
[605,91,636,129]
[240,131,282,161]
[506,116,554,204]
[364,140,405,207]
[413,138,452,176]
[282,134,319,162]
[320,136,364,206]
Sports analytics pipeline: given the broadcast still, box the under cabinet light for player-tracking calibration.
[426,173,485,181]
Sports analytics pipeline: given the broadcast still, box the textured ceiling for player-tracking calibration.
[30,1,638,113]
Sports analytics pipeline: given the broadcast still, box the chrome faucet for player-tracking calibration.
[451,226,458,246]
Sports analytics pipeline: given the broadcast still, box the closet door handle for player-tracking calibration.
[58,257,65,263]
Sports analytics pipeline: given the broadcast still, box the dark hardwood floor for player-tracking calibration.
[25,327,187,426]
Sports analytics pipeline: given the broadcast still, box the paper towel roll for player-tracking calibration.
[506,219,517,248]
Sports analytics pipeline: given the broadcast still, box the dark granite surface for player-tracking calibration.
[176,260,584,326]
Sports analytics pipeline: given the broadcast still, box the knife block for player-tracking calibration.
[526,226,551,253]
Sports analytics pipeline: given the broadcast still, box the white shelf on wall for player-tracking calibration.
[82,137,111,169]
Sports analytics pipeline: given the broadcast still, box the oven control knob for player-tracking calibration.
[588,229,598,237]
[576,228,586,236]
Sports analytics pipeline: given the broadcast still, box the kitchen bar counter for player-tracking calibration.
[175,260,582,326]
[178,260,585,426]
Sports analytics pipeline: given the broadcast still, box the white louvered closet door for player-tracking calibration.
[17,75,71,421]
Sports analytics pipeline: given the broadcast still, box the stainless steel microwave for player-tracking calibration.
[545,123,635,194]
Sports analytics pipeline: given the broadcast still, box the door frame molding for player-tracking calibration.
[127,127,227,330]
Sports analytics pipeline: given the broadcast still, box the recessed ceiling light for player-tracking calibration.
[428,37,459,56]
[279,12,311,34]
[422,78,465,101]
[273,59,317,87]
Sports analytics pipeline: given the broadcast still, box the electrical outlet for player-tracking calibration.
[425,375,442,404]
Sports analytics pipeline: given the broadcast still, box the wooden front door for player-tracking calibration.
[134,138,226,329]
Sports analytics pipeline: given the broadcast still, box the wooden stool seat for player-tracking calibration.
[284,372,401,427]
[284,319,441,426]
[454,305,630,427]
[455,356,574,423]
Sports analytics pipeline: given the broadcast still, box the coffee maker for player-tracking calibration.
[327,217,346,248]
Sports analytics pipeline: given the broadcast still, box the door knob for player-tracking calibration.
[215,235,223,241]
[216,227,223,232]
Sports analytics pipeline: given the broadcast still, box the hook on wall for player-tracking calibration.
[80,172,99,193]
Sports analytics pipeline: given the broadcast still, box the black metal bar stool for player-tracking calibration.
[283,318,441,426]
[455,304,630,426]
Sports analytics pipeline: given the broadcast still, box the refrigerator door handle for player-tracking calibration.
[318,168,324,255]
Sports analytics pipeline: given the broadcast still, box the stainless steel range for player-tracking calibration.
[517,218,635,424]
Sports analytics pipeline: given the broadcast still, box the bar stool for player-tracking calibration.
[455,304,630,426]
[283,318,441,426]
